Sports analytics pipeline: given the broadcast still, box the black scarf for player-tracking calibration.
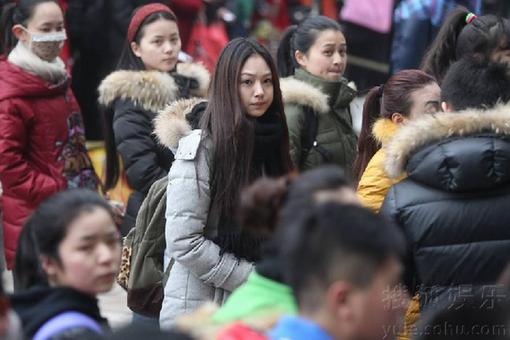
[213,110,284,262]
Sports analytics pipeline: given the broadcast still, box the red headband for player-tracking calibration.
[127,4,175,43]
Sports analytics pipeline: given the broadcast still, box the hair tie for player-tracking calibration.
[127,4,175,43]
[465,13,477,24]
[378,84,385,97]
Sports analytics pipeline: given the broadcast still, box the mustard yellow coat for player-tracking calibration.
[357,118,418,340]
[357,119,404,213]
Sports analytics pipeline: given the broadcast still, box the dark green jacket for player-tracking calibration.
[280,68,357,172]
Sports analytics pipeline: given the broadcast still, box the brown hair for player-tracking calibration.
[352,70,437,182]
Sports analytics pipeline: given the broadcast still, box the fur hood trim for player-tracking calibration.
[154,97,206,150]
[372,118,400,146]
[280,77,329,114]
[98,70,178,112]
[384,104,510,178]
[176,62,210,97]
[98,63,210,112]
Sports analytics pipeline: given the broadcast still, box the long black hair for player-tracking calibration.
[13,189,113,291]
[101,8,177,193]
[0,0,59,55]
[199,38,293,260]
[276,15,342,77]
[421,6,510,83]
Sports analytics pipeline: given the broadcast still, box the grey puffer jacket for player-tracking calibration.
[154,99,254,328]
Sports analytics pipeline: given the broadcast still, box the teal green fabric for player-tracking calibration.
[284,68,358,173]
[212,271,297,323]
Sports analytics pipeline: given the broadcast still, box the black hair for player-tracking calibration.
[441,58,510,111]
[199,38,292,261]
[277,15,342,77]
[101,9,177,193]
[421,6,510,83]
[414,287,510,340]
[0,0,59,55]
[116,9,177,71]
[279,165,354,238]
[281,202,405,311]
[13,189,113,291]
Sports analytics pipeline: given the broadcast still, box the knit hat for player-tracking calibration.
[127,3,176,43]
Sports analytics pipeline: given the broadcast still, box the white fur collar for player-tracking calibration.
[384,104,510,178]
[8,41,67,84]
[280,77,329,114]
[98,63,210,113]
[154,97,206,150]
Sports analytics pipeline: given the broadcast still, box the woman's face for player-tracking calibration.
[42,207,121,296]
[407,82,441,119]
[13,1,65,61]
[238,54,274,118]
[131,18,181,72]
[295,29,347,81]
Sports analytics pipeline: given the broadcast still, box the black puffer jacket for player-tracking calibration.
[10,286,107,339]
[98,63,210,234]
[380,106,510,310]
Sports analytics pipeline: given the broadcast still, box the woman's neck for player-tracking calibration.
[8,41,67,84]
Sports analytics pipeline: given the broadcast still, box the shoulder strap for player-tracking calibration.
[34,311,102,340]
[299,106,319,168]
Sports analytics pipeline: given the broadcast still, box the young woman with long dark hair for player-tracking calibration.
[154,38,293,327]
[98,3,210,235]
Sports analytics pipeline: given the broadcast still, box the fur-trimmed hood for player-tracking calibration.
[279,69,356,114]
[154,97,206,151]
[98,62,210,113]
[384,105,510,190]
[280,77,330,114]
[372,118,400,146]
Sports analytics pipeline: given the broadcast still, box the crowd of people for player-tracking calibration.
[0,0,510,339]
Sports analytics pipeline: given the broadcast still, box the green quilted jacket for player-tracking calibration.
[280,68,358,173]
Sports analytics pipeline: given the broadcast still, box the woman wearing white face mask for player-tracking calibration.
[0,0,99,270]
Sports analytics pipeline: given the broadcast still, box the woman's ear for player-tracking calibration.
[390,113,405,125]
[11,24,27,42]
[40,255,58,278]
[295,50,307,68]
[130,41,141,58]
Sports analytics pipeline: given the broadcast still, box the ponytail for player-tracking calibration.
[421,7,470,82]
[101,107,120,193]
[13,218,47,291]
[352,86,383,183]
[353,69,437,183]
[0,3,17,55]
[277,16,342,78]
[277,25,298,77]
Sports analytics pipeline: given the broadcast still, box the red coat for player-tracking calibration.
[0,58,97,268]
